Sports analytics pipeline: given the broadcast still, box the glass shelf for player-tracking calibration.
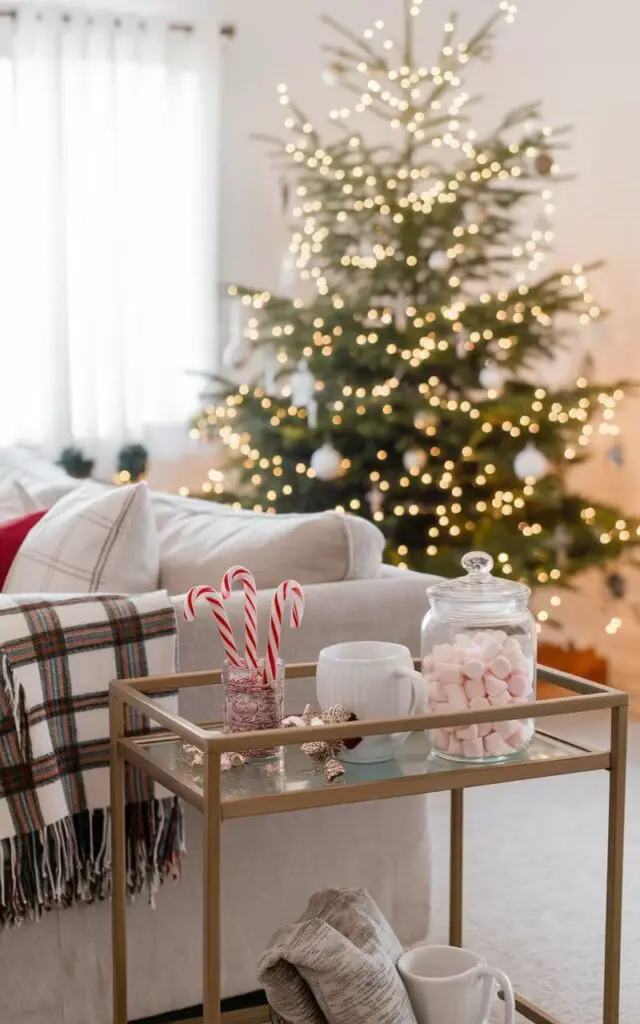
[137,729,596,818]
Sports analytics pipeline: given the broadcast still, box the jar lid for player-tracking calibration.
[428,551,530,602]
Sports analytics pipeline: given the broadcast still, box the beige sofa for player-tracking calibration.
[0,449,439,1024]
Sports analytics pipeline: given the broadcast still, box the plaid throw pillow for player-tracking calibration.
[3,481,159,594]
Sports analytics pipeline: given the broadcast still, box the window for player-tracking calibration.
[0,10,215,459]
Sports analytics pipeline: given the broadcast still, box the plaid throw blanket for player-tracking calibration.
[0,591,183,927]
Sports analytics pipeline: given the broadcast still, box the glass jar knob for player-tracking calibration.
[460,550,494,576]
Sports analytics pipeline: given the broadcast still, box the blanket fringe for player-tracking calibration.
[0,798,184,928]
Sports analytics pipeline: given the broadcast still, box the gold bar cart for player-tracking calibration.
[109,663,628,1024]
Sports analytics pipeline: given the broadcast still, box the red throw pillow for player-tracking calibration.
[0,509,47,590]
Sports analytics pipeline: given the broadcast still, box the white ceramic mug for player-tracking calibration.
[397,945,515,1024]
[316,641,426,763]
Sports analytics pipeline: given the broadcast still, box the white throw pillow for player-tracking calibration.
[3,481,160,594]
[153,493,385,593]
[0,479,40,522]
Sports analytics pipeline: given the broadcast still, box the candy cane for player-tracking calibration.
[265,579,305,686]
[221,565,259,671]
[183,585,243,668]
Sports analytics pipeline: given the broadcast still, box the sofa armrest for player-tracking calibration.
[172,571,439,720]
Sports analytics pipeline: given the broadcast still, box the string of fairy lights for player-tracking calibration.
[191,0,636,636]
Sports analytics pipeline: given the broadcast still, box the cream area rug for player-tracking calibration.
[427,711,640,1023]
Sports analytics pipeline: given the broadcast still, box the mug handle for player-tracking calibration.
[395,666,428,716]
[477,965,515,1024]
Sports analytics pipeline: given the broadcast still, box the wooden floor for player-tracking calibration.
[183,1011,268,1024]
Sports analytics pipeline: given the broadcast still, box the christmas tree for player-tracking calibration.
[194,0,638,604]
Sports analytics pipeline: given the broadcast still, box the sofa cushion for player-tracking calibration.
[0,509,47,588]
[3,481,159,594]
[0,446,79,506]
[154,494,385,592]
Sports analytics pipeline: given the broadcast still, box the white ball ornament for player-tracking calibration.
[310,442,342,481]
[428,250,450,271]
[322,68,339,86]
[479,361,508,392]
[513,442,550,482]
[402,448,427,472]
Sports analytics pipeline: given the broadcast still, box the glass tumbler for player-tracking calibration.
[222,657,284,759]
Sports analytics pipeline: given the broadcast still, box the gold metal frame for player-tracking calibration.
[109,663,628,1024]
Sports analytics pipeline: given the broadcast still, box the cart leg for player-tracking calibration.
[449,788,464,947]
[203,752,222,1024]
[110,694,127,1024]
[603,704,627,1024]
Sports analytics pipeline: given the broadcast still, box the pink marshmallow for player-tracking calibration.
[433,729,450,751]
[462,659,484,681]
[489,691,511,707]
[485,673,508,697]
[448,736,463,756]
[480,636,504,660]
[477,722,492,738]
[432,643,454,663]
[464,678,486,701]
[484,732,512,757]
[489,655,512,679]
[422,654,435,674]
[462,738,484,759]
[457,724,479,741]
[430,679,448,702]
[507,671,528,698]
[503,637,523,660]
[495,719,519,740]
[507,723,526,748]
[439,663,464,686]
[469,696,490,712]
[454,633,474,650]
[444,684,469,710]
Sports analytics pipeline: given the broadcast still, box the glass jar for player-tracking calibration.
[421,551,536,763]
[222,658,284,760]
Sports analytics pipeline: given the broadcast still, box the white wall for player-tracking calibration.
[217,0,640,512]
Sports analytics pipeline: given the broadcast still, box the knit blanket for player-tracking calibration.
[0,591,183,927]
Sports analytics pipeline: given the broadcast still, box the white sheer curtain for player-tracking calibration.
[0,9,214,464]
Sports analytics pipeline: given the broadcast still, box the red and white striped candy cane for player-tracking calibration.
[183,585,243,668]
[265,579,305,686]
[221,565,259,671]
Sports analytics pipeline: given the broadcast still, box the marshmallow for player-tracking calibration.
[464,678,486,701]
[469,696,490,712]
[444,685,469,710]
[484,732,512,757]
[448,736,463,756]
[484,673,508,696]
[507,723,527,748]
[480,636,504,661]
[489,691,511,707]
[457,724,479,741]
[439,663,464,686]
[494,718,519,740]
[434,729,450,751]
[429,679,448,702]
[432,643,454,663]
[462,738,484,759]
[502,636,522,659]
[454,633,474,650]
[507,671,528,698]
[477,722,492,738]
[422,654,435,674]
[462,659,484,681]
[489,655,512,679]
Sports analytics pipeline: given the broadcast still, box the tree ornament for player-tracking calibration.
[394,293,408,332]
[456,335,469,358]
[513,442,550,482]
[428,250,449,271]
[291,360,316,408]
[414,410,438,431]
[608,444,624,467]
[606,571,626,600]
[548,524,572,569]
[307,398,319,429]
[367,486,384,515]
[278,251,297,293]
[535,152,553,176]
[310,442,342,481]
[222,333,251,370]
[402,448,427,472]
[322,62,342,86]
[479,361,508,393]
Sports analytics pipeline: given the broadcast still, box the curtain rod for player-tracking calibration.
[0,9,237,36]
